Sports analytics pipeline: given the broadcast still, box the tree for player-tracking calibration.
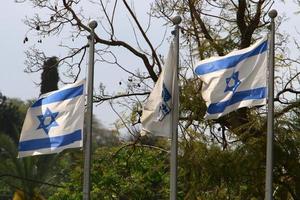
[40,56,59,95]
[48,145,170,200]
[16,0,300,199]
[0,96,28,143]
[0,96,61,200]
[0,56,70,199]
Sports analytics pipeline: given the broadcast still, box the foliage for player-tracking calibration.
[0,97,60,200]
[0,97,29,142]
[49,146,170,200]
[40,57,59,95]
[9,0,300,199]
[2,95,300,199]
[180,136,266,199]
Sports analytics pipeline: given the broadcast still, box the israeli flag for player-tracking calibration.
[141,42,178,137]
[18,80,85,157]
[195,37,268,119]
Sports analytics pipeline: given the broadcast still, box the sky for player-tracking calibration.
[0,1,298,129]
[0,1,37,99]
[0,0,167,129]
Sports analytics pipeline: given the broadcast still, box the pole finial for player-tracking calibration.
[172,16,182,25]
[88,20,98,29]
[268,9,278,19]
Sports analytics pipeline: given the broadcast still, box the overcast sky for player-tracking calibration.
[0,1,166,129]
[1,1,37,99]
[0,1,298,128]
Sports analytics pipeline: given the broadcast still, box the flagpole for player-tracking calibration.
[265,9,277,200]
[170,15,181,200]
[83,20,97,200]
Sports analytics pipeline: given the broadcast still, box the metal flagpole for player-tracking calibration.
[170,15,181,200]
[83,20,98,200]
[265,9,277,200]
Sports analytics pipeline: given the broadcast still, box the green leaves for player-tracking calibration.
[48,146,169,200]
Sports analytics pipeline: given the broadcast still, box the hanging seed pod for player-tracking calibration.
[23,37,28,43]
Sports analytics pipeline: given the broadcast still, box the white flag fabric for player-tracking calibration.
[141,43,178,137]
[18,80,85,157]
[195,37,268,119]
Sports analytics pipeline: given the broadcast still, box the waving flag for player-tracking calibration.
[195,37,268,119]
[141,42,178,137]
[18,80,85,157]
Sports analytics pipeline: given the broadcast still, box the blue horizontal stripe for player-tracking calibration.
[18,130,82,151]
[31,85,84,107]
[207,87,266,114]
[195,40,268,75]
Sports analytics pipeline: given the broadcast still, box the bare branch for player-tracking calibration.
[62,0,158,82]
[122,0,162,73]
[94,91,150,104]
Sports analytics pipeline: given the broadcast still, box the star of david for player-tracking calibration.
[37,108,59,134]
[224,71,241,93]
[158,83,171,121]
[162,83,171,102]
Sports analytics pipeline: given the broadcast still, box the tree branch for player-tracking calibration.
[94,92,150,104]
[188,0,224,56]
[62,0,158,82]
[122,0,162,73]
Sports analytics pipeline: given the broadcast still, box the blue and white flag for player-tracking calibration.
[141,42,178,137]
[195,37,268,119]
[18,80,85,157]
